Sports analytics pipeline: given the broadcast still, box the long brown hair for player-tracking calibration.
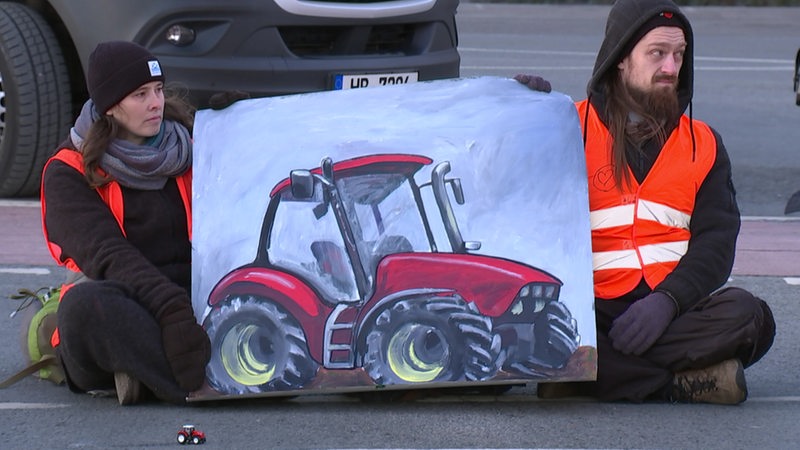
[81,86,195,187]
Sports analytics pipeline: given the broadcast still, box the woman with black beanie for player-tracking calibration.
[40,40,210,405]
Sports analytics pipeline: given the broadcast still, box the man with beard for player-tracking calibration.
[516,0,775,404]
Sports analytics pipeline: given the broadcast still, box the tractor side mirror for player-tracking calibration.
[464,240,482,251]
[321,157,334,181]
[449,178,465,205]
[290,170,315,199]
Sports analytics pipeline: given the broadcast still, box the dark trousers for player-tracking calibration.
[56,281,187,404]
[594,287,776,402]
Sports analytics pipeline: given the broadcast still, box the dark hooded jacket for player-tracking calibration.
[583,0,740,312]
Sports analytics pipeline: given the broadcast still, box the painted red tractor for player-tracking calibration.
[202,154,580,394]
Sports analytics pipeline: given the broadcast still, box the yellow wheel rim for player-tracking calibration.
[220,323,276,386]
[386,324,448,383]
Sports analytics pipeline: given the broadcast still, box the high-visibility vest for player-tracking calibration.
[576,100,717,299]
[40,148,192,346]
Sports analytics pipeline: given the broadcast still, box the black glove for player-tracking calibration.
[608,291,677,356]
[513,74,552,93]
[208,90,251,110]
[159,302,211,391]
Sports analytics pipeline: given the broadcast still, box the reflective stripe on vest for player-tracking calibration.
[577,100,717,299]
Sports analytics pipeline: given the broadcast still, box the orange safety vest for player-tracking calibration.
[576,100,717,299]
[40,148,192,346]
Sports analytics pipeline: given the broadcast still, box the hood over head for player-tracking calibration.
[588,0,693,114]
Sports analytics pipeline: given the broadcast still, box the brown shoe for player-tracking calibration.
[114,372,142,406]
[672,359,748,405]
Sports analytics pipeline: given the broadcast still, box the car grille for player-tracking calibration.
[279,24,417,56]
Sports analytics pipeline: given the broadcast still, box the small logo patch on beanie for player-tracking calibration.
[148,60,162,77]
[661,12,674,19]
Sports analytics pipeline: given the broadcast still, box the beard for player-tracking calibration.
[626,78,681,126]
[621,77,681,145]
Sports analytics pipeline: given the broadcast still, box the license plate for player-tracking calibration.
[334,72,418,90]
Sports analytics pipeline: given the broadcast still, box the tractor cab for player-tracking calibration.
[259,154,471,305]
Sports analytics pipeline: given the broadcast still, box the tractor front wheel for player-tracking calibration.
[503,300,580,375]
[203,295,318,395]
[531,301,580,368]
[361,295,500,386]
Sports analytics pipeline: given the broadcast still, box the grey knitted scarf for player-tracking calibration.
[70,99,192,190]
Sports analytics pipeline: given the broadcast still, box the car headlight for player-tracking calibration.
[166,24,196,46]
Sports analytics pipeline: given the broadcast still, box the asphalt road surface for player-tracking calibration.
[0,3,798,450]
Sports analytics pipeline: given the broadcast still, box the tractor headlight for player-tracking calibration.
[500,282,562,323]
[518,282,560,312]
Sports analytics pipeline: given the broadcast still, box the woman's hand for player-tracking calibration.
[158,301,211,391]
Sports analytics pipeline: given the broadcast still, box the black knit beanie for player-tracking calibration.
[87,41,165,114]
[620,10,689,60]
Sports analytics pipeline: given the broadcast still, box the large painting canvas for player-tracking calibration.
[189,76,596,400]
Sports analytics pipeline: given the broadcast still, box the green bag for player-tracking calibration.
[1,287,65,388]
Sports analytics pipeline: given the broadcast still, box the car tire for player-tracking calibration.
[0,3,72,197]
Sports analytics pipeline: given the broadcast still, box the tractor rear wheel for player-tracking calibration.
[361,295,500,386]
[203,295,318,395]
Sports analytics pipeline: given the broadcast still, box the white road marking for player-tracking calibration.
[458,48,791,72]
[461,65,789,72]
[0,267,51,275]
[3,394,798,409]
[459,47,596,57]
[458,47,792,65]
[742,216,800,222]
[0,199,39,207]
[0,402,69,410]
[746,396,800,403]
[291,393,800,403]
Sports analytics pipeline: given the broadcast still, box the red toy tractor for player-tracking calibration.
[177,425,205,445]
